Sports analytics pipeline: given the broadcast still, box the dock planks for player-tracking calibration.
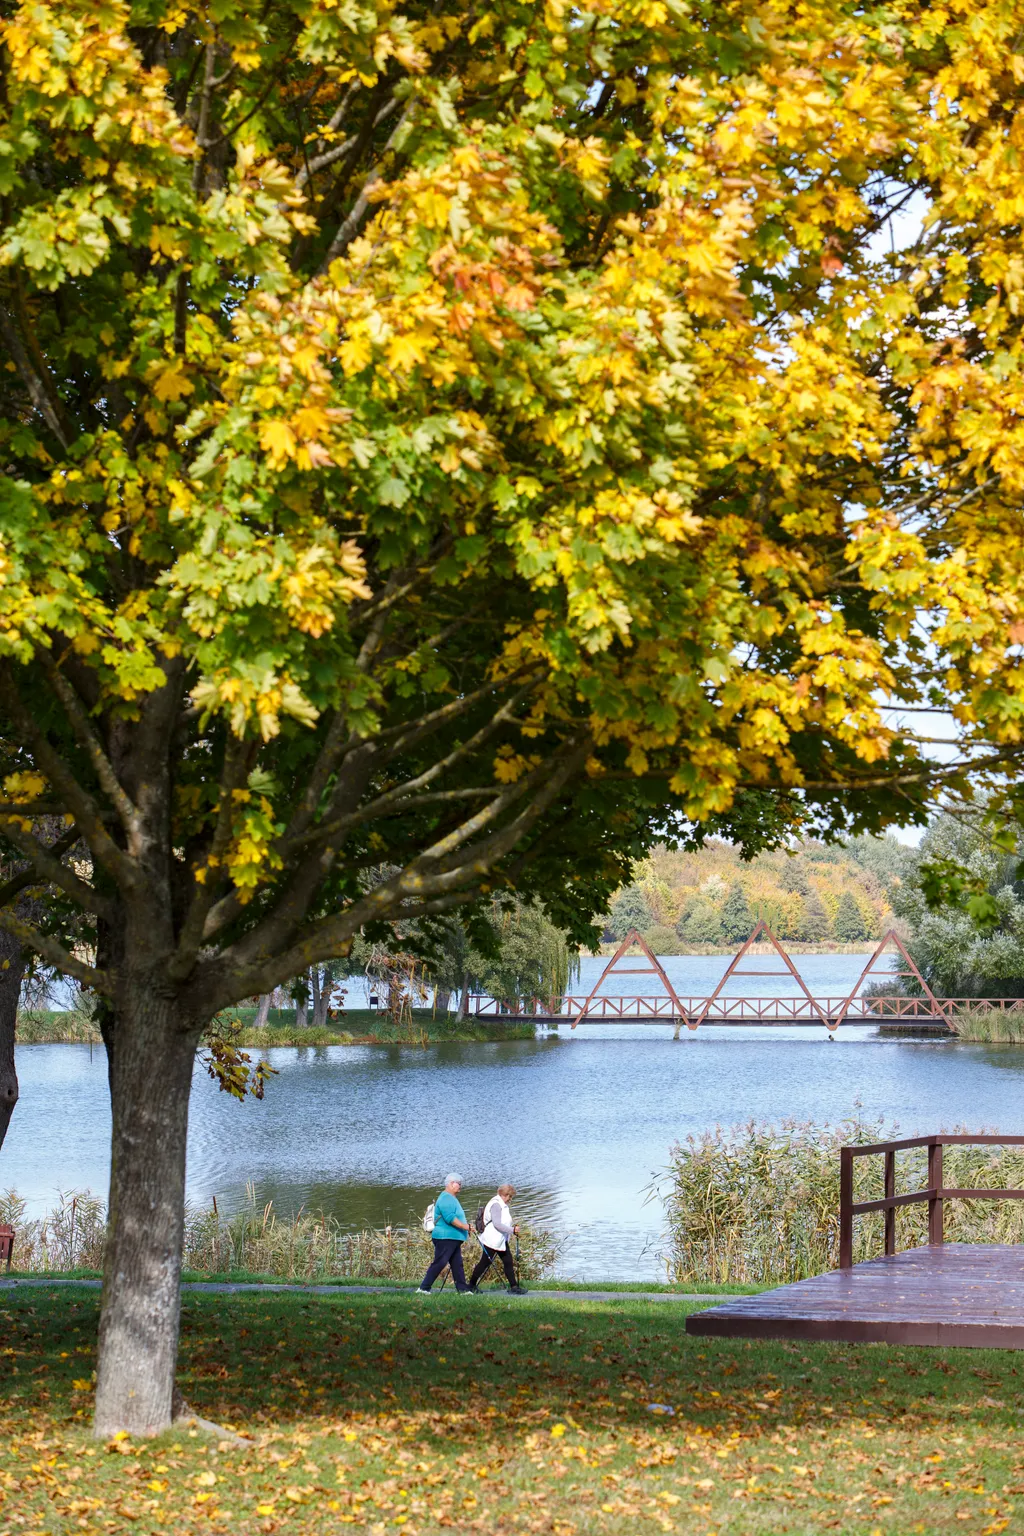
[686,1244,1024,1349]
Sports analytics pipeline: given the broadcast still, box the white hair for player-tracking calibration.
[445,1172,463,1186]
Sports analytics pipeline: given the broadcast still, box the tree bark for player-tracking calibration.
[295,974,308,1028]
[312,968,332,1028]
[456,972,470,1022]
[93,985,201,1437]
[254,993,271,1028]
[0,927,24,1153]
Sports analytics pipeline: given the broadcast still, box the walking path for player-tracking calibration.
[0,1277,720,1303]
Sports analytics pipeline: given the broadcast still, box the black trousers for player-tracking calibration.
[470,1243,516,1287]
[420,1238,470,1292]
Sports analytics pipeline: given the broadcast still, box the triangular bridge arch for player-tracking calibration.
[834,928,954,1031]
[692,920,831,1031]
[574,928,687,1028]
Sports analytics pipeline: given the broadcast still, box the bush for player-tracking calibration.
[658,1119,1024,1286]
[644,924,683,955]
[683,903,723,944]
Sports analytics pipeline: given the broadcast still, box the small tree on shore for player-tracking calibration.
[834,891,869,943]
[609,888,656,942]
[721,884,754,943]
[799,890,832,944]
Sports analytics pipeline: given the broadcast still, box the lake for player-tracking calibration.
[9,952,1024,1279]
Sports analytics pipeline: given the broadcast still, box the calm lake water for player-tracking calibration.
[9,952,1024,1279]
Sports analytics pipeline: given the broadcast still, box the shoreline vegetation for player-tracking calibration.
[15,1006,538,1048]
[0,1186,561,1285]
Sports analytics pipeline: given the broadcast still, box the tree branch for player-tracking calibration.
[168,735,260,981]
[0,824,81,910]
[0,909,106,992]
[0,307,72,449]
[0,668,137,889]
[317,99,417,272]
[41,658,140,841]
[0,815,108,918]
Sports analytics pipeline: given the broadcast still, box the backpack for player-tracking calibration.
[422,1200,436,1232]
[474,1204,488,1235]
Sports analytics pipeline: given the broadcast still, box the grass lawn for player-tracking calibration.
[1,1286,1021,1536]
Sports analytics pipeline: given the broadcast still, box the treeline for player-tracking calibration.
[606,836,918,952]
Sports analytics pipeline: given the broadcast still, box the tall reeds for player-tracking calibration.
[658,1119,1024,1286]
[0,1184,558,1283]
[952,1009,1024,1043]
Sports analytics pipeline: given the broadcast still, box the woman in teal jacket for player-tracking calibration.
[417,1173,474,1294]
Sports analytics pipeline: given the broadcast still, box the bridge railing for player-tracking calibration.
[464,994,1000,1021]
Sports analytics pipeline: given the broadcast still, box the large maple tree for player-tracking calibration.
[3,0,1024,1433]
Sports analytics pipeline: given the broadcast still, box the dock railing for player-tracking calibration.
[839,1133,1024,1268]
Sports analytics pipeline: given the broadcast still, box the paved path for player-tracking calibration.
[0,1277,720,1304]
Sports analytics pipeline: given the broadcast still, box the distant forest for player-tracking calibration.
[605,836,919,953]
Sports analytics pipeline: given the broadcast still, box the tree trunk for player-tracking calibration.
[93,987,201,1436]
[310,966,322,1026]
[254,993,271,1028]
[434,986,451,1014]
[295,976,308,1029]
[312,968,333,1028]
[456,972,470,1022]
[0,928,25,1154]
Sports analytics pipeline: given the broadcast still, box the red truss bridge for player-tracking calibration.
[465,924,1017,1034]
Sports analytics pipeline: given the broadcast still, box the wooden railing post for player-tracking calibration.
[839,1146,854,1268]
[928,1140,944,1245]
[884,1148,896,1256]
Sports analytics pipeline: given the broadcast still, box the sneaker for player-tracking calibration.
[508,1285,528,1295]
[415,1287,431,1295]
[456,1287,476,1296]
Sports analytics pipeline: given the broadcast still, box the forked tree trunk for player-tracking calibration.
[0,928,24,1153]
[94,987,202,1436]
[312,968,331,1028]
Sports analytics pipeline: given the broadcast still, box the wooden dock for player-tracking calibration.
[686,1244,1024,1349]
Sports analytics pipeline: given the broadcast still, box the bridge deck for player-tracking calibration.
[686,1244,1024,1349]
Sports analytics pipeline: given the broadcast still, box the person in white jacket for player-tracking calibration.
[469,1184,526,1293]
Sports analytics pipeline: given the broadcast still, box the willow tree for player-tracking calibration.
[3,0,1024,1434]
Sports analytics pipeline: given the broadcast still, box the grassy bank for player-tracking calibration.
[3,1285,1022,1535]
[14,1006,536,1047]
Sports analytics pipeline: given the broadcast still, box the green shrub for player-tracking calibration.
[645,924,683,956]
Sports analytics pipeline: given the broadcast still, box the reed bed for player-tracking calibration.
[15,1010,102,1044]
[659,1118,1024,1286]
[952,1008,1024,1043]
[0,1185,559,1284]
